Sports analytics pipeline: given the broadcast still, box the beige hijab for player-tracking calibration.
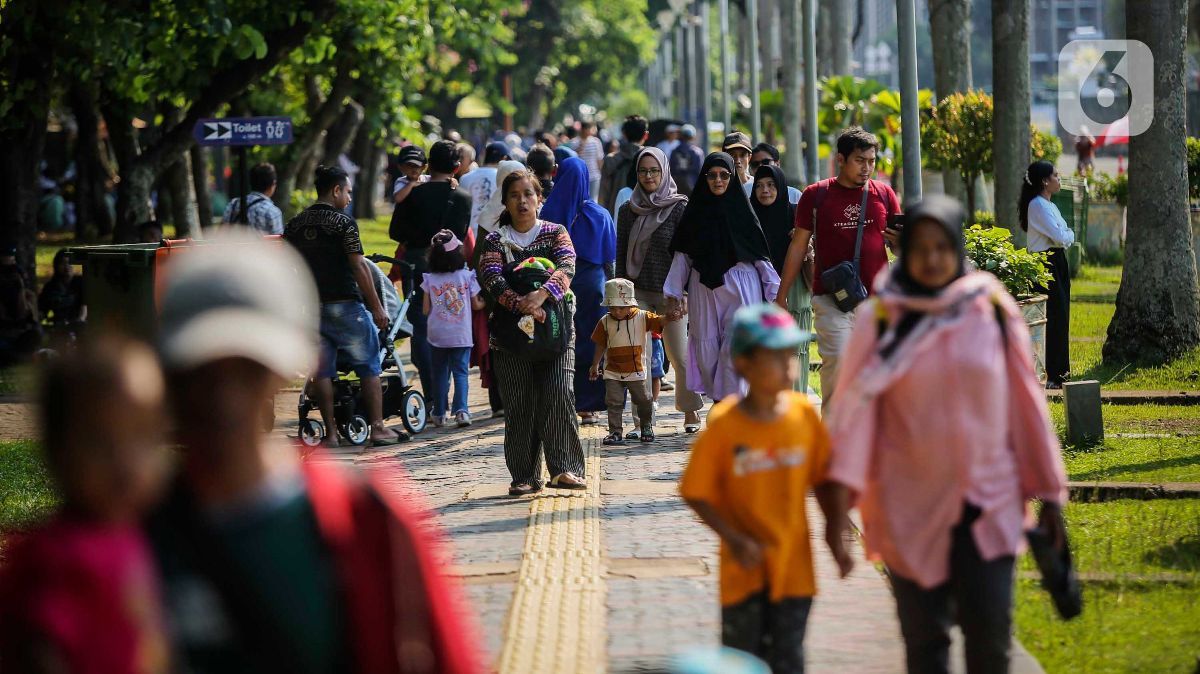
[626,147,687,279]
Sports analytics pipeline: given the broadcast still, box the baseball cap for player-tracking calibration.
[730,303,809,357]
[722,131,753,154]
[484,141,511,164]
[398,145,426,166]
[680,124,697,139]
[158,232,319,378]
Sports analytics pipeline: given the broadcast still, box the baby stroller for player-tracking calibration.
[297,254,428,447]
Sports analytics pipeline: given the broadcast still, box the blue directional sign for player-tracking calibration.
[194,116,293,146]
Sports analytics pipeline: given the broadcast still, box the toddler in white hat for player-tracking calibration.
[588,278,665,445]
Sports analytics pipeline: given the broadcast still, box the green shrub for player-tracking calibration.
[973,211,996,229]
[1186,137,1200,202]
[1030,127,1063,165]
[1090,172,1128,207]
[965,225,1053,298]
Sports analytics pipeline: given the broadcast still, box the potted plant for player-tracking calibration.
[965,225,1054,382]
[1087,171,1127,263]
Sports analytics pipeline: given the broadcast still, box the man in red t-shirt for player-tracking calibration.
[776,126,901,403]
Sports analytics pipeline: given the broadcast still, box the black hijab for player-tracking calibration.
[669,152,772,289]
[892,194,968,297]
[750,164,794,274]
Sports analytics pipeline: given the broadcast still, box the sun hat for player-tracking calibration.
[158,231,318,378]
[730,303,809,356]
[600,278,638,308]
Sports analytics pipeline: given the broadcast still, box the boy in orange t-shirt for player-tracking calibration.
[681,303,853,673]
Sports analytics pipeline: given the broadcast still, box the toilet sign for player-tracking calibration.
[194,116,293,146]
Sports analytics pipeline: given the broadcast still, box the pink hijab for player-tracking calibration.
[626,147,687,278]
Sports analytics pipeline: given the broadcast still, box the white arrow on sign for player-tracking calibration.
[203,122,232,141]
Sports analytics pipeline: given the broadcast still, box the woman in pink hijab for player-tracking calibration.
[822,196,1068,674]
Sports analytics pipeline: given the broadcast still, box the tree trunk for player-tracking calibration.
[1104,0,1200,364]
[320,99,364,167]
[0,3,54,279]
[781,0,805,184]
[829,0,852,75]
[817,0,833,77]
[70,86,116,241]
[274,66,355,219]
[758,0,776,91]
[991,0,1030,240]
[190,144,212,231]
[929,0,973,204]
[349,117,380,221]
[162,152,199,238]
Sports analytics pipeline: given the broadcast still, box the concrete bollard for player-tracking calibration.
[1064,380,1104,446]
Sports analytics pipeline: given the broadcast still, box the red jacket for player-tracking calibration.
[303,458,482,674]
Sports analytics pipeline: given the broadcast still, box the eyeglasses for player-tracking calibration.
[704,171,732,182]
[635,168,662,177]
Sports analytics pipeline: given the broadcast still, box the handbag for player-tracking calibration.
[489,240,572,361]
[819,183,871,312]
[1026,522,1083,620]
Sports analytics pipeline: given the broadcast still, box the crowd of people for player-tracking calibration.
[0,113,1079,674]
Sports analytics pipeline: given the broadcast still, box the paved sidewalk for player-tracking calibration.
[273,361,1043,673]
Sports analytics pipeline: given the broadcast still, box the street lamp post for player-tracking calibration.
[697,4,712,150]
[747,0,761,140]
[719,0,731,134]
[803,0,819,182]
[896,0,923,203]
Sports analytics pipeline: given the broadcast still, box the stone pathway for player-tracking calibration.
[280,361,1044,674]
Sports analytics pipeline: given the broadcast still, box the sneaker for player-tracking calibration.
[430,414,445,428]
[455,411,472,427]
[660,381,674,391]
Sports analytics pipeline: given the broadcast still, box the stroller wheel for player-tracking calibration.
[344,415,371,446]
[298,419,325,447]
[401,389,428,434]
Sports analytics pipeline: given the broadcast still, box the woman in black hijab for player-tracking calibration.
[663,152,780,401]
[750,163,812,393]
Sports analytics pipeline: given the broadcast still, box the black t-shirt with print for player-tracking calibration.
[284,203,364,304]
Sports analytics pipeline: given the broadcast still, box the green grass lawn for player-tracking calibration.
[1068,265,1200,390]
[1061,437,1200,483]
[0,440,55,534]
[1015,498,1200,673]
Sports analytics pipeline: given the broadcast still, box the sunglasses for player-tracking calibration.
[749,158,773,171]
[705,170,732,182]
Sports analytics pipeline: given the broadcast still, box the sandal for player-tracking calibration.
[640,429,655,443]
[579,413,598,426]
[684,412,701,434]
[625,430,641,441]
[508,481,541,496]
[548,472,587,490]
[371,428,409,447]
[603,432,625,446]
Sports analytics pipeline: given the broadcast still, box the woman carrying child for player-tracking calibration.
[477,169,587,495]
[423,229,485,428]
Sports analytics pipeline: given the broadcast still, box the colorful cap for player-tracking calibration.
[730,303,809,356]
[601,278,638,307]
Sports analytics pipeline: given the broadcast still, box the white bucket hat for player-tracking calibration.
[158,231,319,378]
[601,278,638,308]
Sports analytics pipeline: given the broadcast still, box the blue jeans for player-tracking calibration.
[317,302,382,379]
[431,346,471,416]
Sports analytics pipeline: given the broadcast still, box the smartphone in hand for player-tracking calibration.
[886,213,904,231]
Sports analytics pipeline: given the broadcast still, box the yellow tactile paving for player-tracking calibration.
[497,436,606,673]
